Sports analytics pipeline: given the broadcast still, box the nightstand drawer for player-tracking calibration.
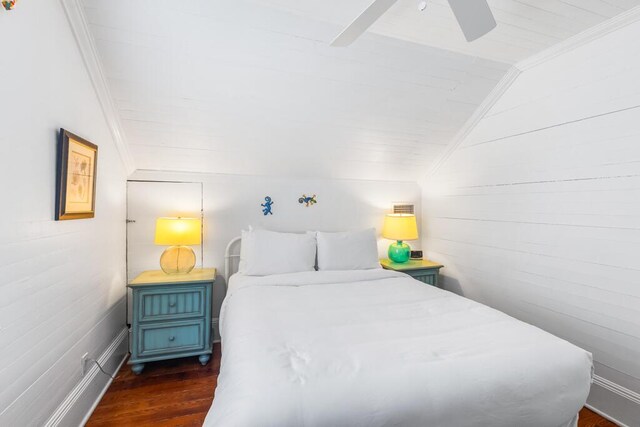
[409,272,437,286]
[138,286,206,322]
[138,319,205,357]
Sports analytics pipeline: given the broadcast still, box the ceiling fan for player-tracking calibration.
[331,0,496,47]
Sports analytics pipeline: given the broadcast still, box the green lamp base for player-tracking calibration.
[388,240,410,263]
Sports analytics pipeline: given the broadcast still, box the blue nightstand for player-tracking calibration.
[127,268,215,375]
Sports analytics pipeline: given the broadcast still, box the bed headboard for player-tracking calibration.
[224,236,242,284]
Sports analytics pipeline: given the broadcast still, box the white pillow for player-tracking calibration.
[239,229,316,276]
[316,229,380,271]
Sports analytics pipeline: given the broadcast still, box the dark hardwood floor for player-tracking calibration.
[87,345,221,427]
[88,344,617,426]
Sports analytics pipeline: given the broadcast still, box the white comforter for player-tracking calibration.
[205,270,592,427]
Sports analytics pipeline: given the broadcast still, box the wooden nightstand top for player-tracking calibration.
[380,259,443,272]
[129,268,216,287]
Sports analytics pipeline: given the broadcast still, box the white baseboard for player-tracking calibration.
[44,327,128,427]
[587,374,640,427]
[585,404,629,427]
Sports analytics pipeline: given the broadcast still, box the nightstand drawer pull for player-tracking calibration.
[169,301,176,307]
[168,336,175,341]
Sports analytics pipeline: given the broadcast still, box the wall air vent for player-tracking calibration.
[393,204,414,215]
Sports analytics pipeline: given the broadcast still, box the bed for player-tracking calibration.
[205,237,592,427]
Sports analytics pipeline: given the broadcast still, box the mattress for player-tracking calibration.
[205,269,592,427]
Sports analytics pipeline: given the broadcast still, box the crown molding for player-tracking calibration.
[60,0,135,174]
[420,65,521,183]
[516,5,640,71]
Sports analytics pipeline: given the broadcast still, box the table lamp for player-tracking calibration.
[382,213,418,263]
[154,217,201,274]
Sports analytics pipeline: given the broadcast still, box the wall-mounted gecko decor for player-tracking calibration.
[2,0,17,11]
[261,196,274,215]
[298,194,317,207]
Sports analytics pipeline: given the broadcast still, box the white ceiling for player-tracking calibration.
[264,0,637,64]
[81,0,635,181]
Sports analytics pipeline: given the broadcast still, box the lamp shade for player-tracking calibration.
[382,214,418,241]
[154,217,201,246]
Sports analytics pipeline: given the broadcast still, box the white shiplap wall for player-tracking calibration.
[423,17,640,426]
[0,1,127,425]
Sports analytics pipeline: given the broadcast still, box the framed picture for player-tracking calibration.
[55,129,98,220]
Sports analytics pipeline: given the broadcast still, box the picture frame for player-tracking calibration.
[55,129,98,220]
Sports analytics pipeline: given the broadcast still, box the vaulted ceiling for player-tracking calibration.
[80,0,636,181]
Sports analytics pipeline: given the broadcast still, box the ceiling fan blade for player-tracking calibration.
[447,0,496,42]
[331,0,399,47]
